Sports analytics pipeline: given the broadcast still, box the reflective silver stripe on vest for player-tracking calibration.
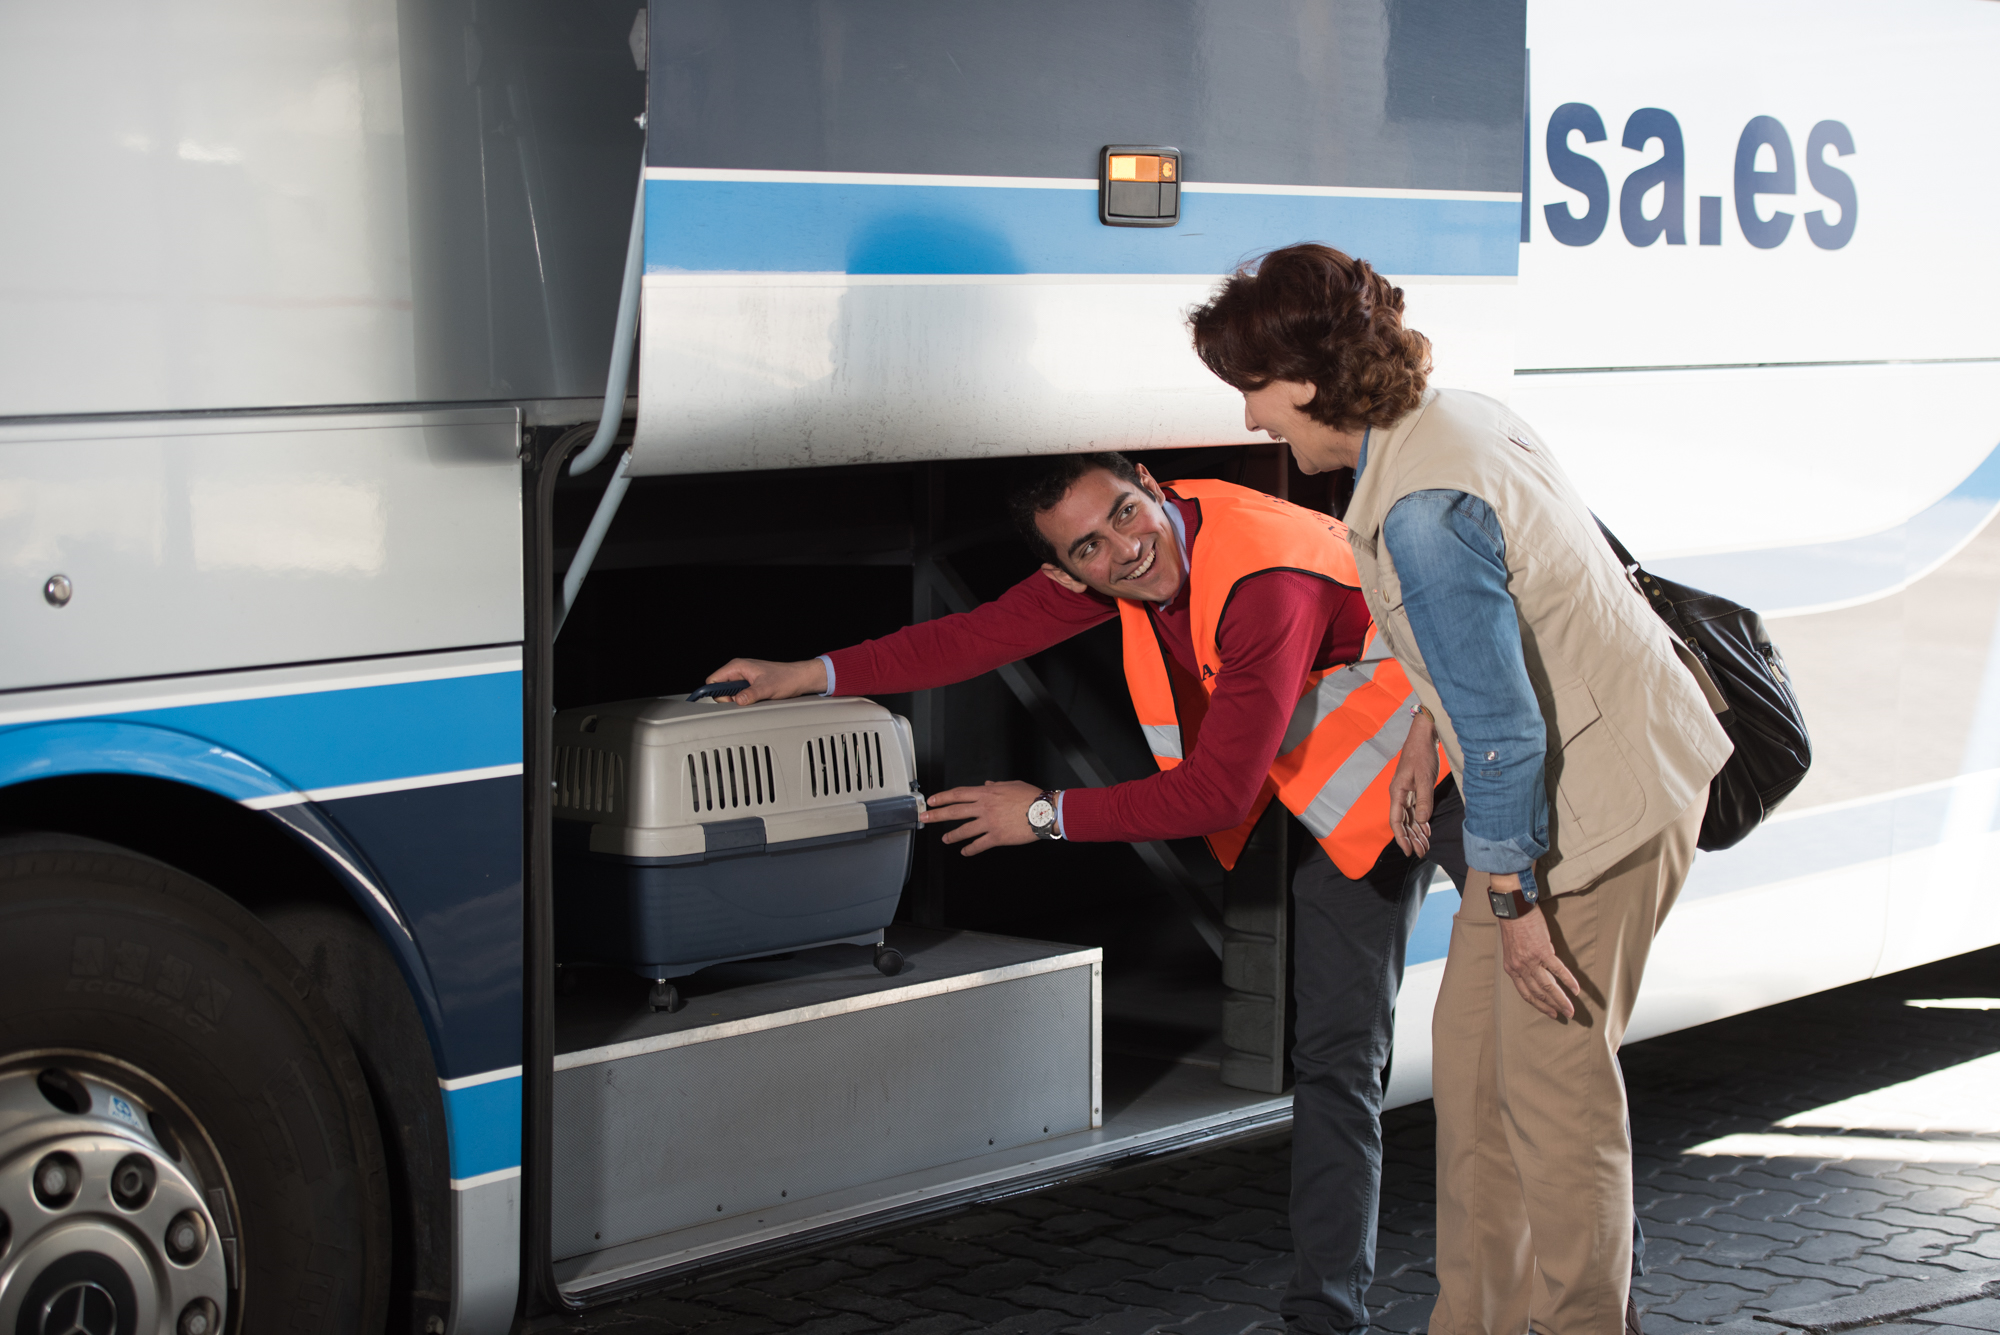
[1277,660,1387,757]
[1142,723,1184,760]
[1297,689,1419,839]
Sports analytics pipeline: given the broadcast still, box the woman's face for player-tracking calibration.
[1242,380,1365,473]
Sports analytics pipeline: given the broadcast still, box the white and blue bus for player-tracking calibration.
[2,1,1995,1329]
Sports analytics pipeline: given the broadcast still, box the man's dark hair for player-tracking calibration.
[1008,452,1148,569]
[1188,243,1432,430]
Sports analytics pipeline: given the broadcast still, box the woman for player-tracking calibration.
[1191,245,1730,1335]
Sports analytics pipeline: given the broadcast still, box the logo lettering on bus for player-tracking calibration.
[1533,106,1855,250]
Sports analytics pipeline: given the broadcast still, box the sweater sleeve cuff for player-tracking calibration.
[1054,787,1115,843]
[822,647,873,696]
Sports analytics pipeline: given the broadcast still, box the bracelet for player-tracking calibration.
[1409,703,1432,722]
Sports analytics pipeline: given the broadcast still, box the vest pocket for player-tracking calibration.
[1543,677,1645,851]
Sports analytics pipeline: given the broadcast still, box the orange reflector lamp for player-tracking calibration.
[1099,145,1181,228]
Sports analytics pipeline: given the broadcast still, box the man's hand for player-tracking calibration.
[704,657,827,705]
[1496,897,1581,1021]
[1389,711,1440,857]
[920,780,1043,856]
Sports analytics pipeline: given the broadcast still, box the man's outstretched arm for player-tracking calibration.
[707,569,1115,705]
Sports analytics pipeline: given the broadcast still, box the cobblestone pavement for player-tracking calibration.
[556,945,2000,1335]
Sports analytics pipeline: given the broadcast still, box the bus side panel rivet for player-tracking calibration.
[44,574,72,607]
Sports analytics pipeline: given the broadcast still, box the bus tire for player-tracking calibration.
[0,834,392,1334]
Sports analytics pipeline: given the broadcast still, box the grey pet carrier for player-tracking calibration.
[552,695,922,1007]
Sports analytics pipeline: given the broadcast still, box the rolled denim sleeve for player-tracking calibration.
[1382,490,1549,898]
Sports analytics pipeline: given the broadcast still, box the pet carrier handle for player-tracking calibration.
[686,680,752,703]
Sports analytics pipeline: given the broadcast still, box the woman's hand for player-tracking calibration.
[1495,896,1581,1021]
[1388,710,1440,856]
[704,657,827,704]
[920,780,1043,856]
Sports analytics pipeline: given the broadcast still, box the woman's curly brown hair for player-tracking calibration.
[1188,244,1432,430]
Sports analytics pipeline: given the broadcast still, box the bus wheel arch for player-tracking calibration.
[0,778,458,1333]
[0,832,393,1331]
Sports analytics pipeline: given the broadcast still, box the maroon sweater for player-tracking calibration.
[825,495,1372,843]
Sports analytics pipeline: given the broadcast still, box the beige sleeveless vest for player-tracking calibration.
[1345,389,1732,894]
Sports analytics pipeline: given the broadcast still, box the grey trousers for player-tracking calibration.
[1284,781,1467,1334]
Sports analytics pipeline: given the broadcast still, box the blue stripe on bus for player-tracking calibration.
[95,671,523,795]
[0,719,294,804]
[646,180,1521,278]
[1406,884,1457,967]
[442,1075,523,1181]
[1650,438,2000,614]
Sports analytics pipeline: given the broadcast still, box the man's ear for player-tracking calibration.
[1039,562,1090,594]
[1132,463,1165,504]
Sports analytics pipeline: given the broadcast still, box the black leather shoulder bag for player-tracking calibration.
[1594,519,1814,851]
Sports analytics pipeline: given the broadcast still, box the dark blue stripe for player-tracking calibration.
[646,180,1520,277]
[442,1077,522,1179]
[318,775,523,1080]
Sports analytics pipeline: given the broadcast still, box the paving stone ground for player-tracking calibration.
[556,946,2000,1335]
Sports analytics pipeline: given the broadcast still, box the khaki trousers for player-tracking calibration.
[1430,798,1703,1335]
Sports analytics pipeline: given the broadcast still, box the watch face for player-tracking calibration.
[1027,798,1054,829]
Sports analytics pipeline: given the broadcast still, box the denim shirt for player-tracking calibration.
[1358,439,1548,897]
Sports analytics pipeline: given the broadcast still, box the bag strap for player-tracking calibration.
[1593,516,1734,718]
[1595,510,1683,628]
[1593,515,1640,573]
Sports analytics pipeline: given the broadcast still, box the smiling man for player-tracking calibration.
[709,452,1464,1335]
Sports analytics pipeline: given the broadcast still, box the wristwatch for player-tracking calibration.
[1488,886,1534,919]
[1027,790,1064,841]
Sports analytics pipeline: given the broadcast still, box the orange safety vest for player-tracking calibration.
[1117,480,1447,877]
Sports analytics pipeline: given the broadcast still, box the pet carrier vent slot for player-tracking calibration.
[555,745,625,815]
[687,745,777,814]
[805,731,887,798]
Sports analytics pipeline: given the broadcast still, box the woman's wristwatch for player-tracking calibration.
[1027,790,1064,841]
[1486,871,1537,919]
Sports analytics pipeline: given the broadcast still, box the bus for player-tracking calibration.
[2,0,1995,1329]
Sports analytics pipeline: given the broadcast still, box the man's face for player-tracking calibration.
[1034,465,1187,604]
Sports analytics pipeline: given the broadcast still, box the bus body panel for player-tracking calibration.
[1382,0,2000,1109]
[0,0,642,418]
[631,0,1527,475]
[0,410,523,692]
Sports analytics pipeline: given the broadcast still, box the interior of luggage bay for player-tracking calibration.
[541,442,1340,1294]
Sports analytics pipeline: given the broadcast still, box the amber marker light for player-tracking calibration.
[1107,154,1164,182]
[1099,144,1181,227]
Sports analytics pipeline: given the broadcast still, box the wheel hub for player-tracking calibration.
[0,1062,230,1335]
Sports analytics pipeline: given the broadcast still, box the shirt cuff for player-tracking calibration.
[1465,831,1542,900]
[1055,789,1066,837]
[815,654,836,696]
